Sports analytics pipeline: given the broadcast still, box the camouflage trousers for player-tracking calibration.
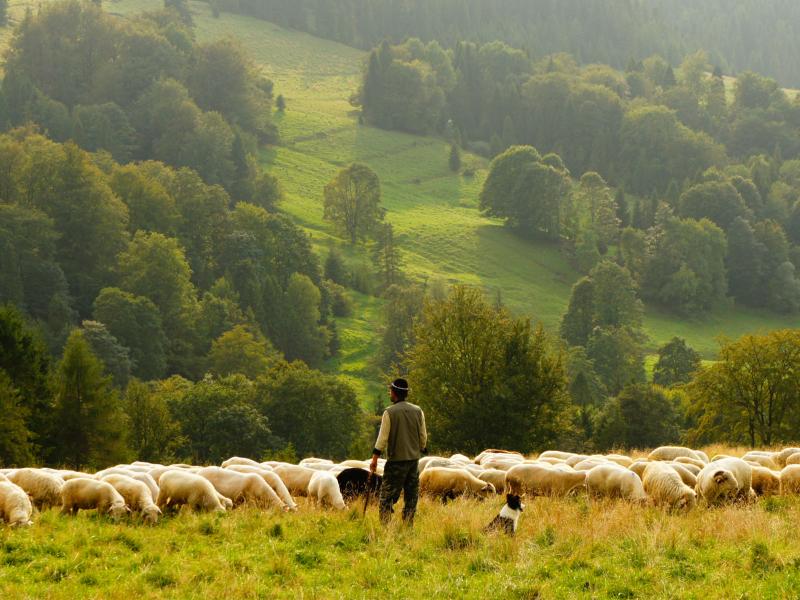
[378,459,419,525]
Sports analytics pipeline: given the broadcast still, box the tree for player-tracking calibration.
[252,172,282,211]
[448,143,461,172]
[276,94,286,112]
[206,403,272,463]
[81,320,132,388]
[560,277,594,347]
[93,288,167,381]
[407,286,568,453]
[0,0,7,26]
[687,330,800,446]
[653,337,701,387]
[586,327,645,395]
[372,222,401,288]
[279,274,328,367]
[725,217,764,306]
[323,163,383,244]
[0,370,34,467]
[593,384,681,450]
[479,145,570,239]
[164,0,193,26]
[678,180,750,231]
[0,305,53,454]
[590,260,642,330]
[52,329,129,468]
[258,362,361,458]
[109,164,179,236]
[206,325,279,380]
[117,231,198,373]
[377,284,424,368]
[324,248,348,285]
[124,379,180,463]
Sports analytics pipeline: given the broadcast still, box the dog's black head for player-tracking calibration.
[506,493,522,511]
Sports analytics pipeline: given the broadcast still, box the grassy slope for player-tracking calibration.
[4,493,800,598]
[5,0,798,400]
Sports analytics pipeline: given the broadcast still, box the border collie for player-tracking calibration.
[484,494,524,535]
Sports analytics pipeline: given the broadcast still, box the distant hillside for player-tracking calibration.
[207,0,800,87]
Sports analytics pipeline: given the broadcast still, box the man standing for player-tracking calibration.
[370,378,427,525]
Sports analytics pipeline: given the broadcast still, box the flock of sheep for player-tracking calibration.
[3,445,800,527]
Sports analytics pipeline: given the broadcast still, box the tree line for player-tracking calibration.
[1,0,275,200]
[203,0,800,87]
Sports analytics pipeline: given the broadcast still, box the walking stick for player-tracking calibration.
[363,472,374,516]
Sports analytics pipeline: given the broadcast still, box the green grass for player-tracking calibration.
[4,0,797,399]
[6,496,800,598]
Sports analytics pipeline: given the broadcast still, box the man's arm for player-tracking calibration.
[370,411,390,472]
[419,410,428,454]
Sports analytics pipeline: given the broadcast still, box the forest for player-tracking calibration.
[1,0,800,470]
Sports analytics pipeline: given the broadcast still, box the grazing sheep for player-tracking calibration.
[642,462,696,510]
[477,469,507,494]
[538,450,578,462]
[223,465,297,509]
[586,464,647,502]
[695,457,754,505]
[101,474,162,524]
[61,478,129,520]
[474,449,524,465]
[308,471,347,510]
[780,465,800,494]
[711,454,734,462]
[0,473,7,482]
[694,450,710,463]
[127,472,159,502]
[336,468,381,502]
[449,454,472,464]
[221,456,262,469]
[505,463,586,497]
[750,466,780,496]
[666,463,697,488]
[198,467,285,509]
[57,470,88,481]
[628,460,650,479]
[0,481,33,526]
[273,465,317,497]
[339,460,369,470]
[299,458,334,467]
[742,453,778,470]
[6,468,64,510]
[157,470,227,513]
[564,454,591,467]
[673,456,707,470]
[647,446,702,463]
[671,462,700,476]
[147,466,173,483]
[481,458,524,471]
[776,448,800,467]
[604,454,634,468]
[573,458,610,472]
[786,453,800,467]
[420,467,495,502]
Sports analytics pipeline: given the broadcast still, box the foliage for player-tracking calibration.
[686,330,800,447]
[124,378,181,463]
[81,320,132,389]
[593,384,682,450]
[323,163,383,244]
[206,324,279,380]
[257,362,362,459]
[0,369,34,467]
[407,286,568,453]
[653,337,701,387]
[51,329,129,468]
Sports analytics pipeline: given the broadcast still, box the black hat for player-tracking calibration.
[390,378,409,394]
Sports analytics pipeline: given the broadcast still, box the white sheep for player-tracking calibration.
[61,478,129,520]
[742,453,778,470]
[780,465,800,494]
[0,481,33,526]
[673,456,707,470]
[476,469,507,495]
[307,471,346,510]
[101,474,162,524]
[695,457,754,505]
[6,468,64,511]
[776,448,800,467]
[157,470,228,513]
[221,456,262,469]
[224,465,297,510]
[586,464,647,502]
[642,462,696,510]
[420,467,495,501]
[628,460,650,479]
[198,467,285,509]
[505,463,585,497]
[667,463,698,488]
[273,465,317,497]
[647,446,703,463]
[750,465,780,496]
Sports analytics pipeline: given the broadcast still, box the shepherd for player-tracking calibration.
[369,378,428,526]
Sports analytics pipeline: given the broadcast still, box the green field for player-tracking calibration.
[4,0,798,401]
[5,495,800,598]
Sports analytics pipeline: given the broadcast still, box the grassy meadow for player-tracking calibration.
[2,0,798,401]
[5,478,800,598]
